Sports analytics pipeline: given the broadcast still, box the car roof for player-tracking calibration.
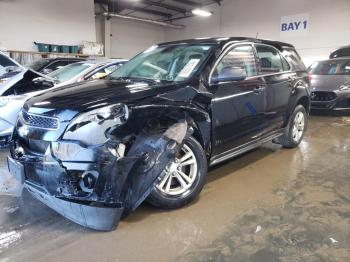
[158,37,295,51]
[43,57,86,62]
[313,57,350,63]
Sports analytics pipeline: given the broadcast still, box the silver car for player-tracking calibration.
[308,58,350,112]
[0,59,126,147]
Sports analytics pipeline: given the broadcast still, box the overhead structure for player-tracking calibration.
[95,0,221,26]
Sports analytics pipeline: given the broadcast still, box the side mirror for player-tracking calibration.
[212,66,247,84]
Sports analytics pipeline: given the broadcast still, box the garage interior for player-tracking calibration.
[0,0,349,261]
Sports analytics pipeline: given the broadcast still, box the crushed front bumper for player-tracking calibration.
[311,90,350,112]
[7,142,126,230]
[8,121,188,231]
[25,180,123,230]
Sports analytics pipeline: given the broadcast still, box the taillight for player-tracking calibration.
[308,74,312,83]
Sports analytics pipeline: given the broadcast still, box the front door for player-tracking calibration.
[209,44,268,156]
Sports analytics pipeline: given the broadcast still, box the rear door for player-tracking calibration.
[209,44,268,156]
[255,44,295,130]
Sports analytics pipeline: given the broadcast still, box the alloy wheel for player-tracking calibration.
[292,111,305,143]
[156,144,198,196]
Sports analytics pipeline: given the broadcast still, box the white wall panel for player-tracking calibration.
[109,18,165,59]
[0,0,96,51]
[164,0,350,65]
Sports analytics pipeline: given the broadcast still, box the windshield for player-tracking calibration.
[26,59,49,71]
[109,44,214,83]
[309,60,350,75]
[48,62,92,82]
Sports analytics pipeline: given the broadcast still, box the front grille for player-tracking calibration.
[22,111,59,130]
[311,91,337,102]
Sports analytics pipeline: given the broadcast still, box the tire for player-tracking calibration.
[147,136,208,209]
[279,104,308,148]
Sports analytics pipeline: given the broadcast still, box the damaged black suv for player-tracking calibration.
[8,37,310,231]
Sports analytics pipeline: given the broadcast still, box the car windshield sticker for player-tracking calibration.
[178,59,200,78]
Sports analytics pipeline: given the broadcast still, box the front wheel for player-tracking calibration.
[147,136,207,209]
[279,104,308,148]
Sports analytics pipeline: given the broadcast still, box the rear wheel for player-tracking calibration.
[147,136,207,209]
[279,104,308,148]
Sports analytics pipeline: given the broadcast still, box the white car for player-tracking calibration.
[0,58,127,147]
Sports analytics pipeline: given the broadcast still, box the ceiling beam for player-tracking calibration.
[123,6,173,17]
[170,0,200,7]
[96,0,175,17]
[140,0,188,14]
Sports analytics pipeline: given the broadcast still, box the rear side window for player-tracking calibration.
[280,54,291,71]
[282,48,306,71]
[256,45,285,74]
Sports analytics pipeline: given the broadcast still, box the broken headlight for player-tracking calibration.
[63,104,129,145]
[0,78,9,86]
[0,97,11,107]
[67,104,129,132]
[0,95,26,107]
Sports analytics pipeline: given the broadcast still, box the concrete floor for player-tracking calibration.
[0,116,349,262]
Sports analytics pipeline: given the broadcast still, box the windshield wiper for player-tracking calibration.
[110,76,162,84]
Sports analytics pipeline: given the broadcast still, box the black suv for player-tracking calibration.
[8,37,310,231]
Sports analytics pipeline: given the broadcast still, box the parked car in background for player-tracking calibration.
[0,51,25,90]
[308,58,350,112]
[329,45,350,59]
[0,59,126,147]
[7,37,309,231]
[26,57,86,74]
[47,59,127,86]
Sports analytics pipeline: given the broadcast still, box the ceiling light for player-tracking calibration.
[192,9,212,17]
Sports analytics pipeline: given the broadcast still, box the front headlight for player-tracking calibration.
[68,104,129,131]
[0,78,9,85]
[339,84,350,91]
[0,95,28,107]
[0,97,11,107]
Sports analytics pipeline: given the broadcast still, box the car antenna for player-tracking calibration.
[255,32,259,38]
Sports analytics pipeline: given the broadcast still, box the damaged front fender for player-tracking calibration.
[12,116,190,230]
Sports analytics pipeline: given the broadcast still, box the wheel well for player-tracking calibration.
[297,96,310,113]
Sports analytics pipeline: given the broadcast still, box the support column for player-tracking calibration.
[104,16,111,58]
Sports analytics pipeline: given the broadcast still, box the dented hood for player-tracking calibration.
[25,79,181,113]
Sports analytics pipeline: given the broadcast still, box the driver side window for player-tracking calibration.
[215,45,257,78]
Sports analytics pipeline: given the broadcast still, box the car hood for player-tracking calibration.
[25,79,181,116]
[0,68,54,96]
[309,74,350,91]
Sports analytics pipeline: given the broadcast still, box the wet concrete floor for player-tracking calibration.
[0,116,349,262]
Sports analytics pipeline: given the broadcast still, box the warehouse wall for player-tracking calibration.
[165,0,350,66]
[108,18,165,59]
[0,0,96,51]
